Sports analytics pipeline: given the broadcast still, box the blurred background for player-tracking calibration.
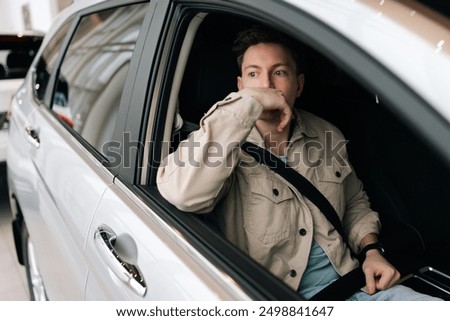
[0,0,74,34]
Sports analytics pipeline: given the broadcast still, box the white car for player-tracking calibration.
[0,32,43,189]
[7,0,450,300]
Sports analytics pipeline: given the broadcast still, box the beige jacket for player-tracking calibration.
[157,92,380,290]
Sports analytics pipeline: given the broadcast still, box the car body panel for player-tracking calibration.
[85,182,250,300]
[8,76,114,300]
[287,0,450,120]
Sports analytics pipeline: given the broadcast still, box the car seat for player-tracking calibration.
[178,15,245,126]
[6,52,32,79]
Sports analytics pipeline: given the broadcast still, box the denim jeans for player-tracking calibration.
[347,285,442,301]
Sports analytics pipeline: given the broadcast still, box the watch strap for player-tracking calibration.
[358,242,385,262]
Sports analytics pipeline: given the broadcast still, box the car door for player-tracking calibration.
[83,0,247,300]
[84,0,311,301]
[11,1,152,300]
[84,0,450,301]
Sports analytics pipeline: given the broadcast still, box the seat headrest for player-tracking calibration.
[7,52,32,69]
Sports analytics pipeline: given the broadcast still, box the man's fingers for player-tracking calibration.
[238,88,293,132]
[375,269,401,291]
[277,102,292,132]
[364,272,377,295]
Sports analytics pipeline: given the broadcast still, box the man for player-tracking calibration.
[157,26,440,300]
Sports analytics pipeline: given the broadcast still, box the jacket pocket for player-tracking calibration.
[244,175,293,244]
[314,164,352,215]
[314,163,352,184]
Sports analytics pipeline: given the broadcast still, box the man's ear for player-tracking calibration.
[237,76,243,90]
[296,73,305,97]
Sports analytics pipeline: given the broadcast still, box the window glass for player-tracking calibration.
[52,3,148,154]
[33,21,72,102]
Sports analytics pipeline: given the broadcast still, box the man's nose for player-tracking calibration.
[261,74,275,88]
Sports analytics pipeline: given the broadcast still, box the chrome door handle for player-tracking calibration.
[25,126,40,148]
[94,225,147,297]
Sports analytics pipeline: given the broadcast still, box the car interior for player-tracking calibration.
[154,10,450,300]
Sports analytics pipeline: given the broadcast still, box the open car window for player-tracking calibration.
[138,4,450,300]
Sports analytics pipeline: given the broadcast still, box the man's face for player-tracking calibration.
[237,42,304,108]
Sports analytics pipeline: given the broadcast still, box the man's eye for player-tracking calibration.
[275,70,287,76]
[248,71,257,78]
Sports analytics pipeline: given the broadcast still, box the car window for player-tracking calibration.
[33,21,72,103]
[51,3,148,154]
[144,5,450,300]
[136,10,307,300]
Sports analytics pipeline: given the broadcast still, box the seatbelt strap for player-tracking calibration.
[310,267,366,300]
[241,142,346,240]
[241,142,365,300]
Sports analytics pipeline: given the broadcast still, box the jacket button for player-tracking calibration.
[272,188,279,196]
[335,171,341,178]
[290,270,297,278]
[299,228,307,236]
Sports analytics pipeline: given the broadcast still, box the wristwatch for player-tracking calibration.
[358,242,386,262]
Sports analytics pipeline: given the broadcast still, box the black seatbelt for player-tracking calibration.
[241,141,365,300]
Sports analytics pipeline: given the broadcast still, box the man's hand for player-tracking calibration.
[239,87,292,132]
[362,250,401,294]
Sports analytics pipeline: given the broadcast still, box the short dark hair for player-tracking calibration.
[232,25,303,75]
